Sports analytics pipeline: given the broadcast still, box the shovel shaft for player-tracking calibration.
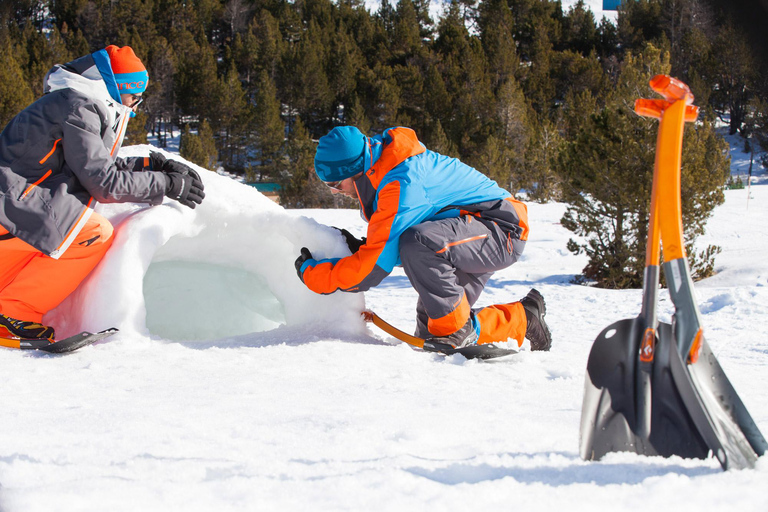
[639,82,703,358]
[362,310,425,348]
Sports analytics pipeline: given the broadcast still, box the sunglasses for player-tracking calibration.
[325,180,344,192]
[127,94,144,108]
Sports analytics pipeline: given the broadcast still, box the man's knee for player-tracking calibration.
[73,213,114,250]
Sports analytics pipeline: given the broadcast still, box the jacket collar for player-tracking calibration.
[365,127,425,189]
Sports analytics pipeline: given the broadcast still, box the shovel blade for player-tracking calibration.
[580,319,709,462]
[670,335,766,469]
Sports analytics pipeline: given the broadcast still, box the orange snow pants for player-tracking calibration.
[0,213,114,323]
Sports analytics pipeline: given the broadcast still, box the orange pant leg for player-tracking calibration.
[476,301,527,346]
[0,213,114,323]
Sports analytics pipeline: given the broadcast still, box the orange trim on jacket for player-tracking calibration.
[20,170,53,200]
[435,234,488,254]
[303,128,426,295]
[303,181,402,293]
[508,197,529,241]
[39,139,61,165]
[110,114,129,156]
[365,127,425,189]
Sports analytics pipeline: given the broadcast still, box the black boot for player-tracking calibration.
[425,316,479,349]
[0,314,55,340]
[521,289,551,351]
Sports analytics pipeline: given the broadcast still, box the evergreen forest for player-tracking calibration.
[1,0,767,288]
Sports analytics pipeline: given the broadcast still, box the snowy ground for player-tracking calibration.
[1,145,767,511]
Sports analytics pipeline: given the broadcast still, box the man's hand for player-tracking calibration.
[294,247,314,282]
[164,161,205,209]
[149,151,167,171]
[333,227,366,254]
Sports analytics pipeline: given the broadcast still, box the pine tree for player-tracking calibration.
[278,19,333,135]
[524,115,563,201]
[559,45,669,288]
[278,117,334,208]
[180,120,218,169]
[145,36,175,147]
[478,0,519,92]
[679,115,730,278]
[125,110,149,145]
[0,38,35,128]
[473,134,515,190]
[617,0,665,51]
[20,22,72,97]
[423,118,458,158]
[433,3,493,156]
[328,24,363,114]
[390,0,422,63]
[173,29,219,125]
[561,0,599,55]
[707,20,755,134]
[559,44,728,288]
[253,70,284,179]
[345,95,371,134]
[215,60,250,169]
[250,9,283,81]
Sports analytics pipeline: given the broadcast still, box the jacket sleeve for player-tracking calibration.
[61,101,166,205]
[303,180,404,294]
[115,156,149,172]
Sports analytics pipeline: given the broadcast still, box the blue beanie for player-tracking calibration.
[314,126,366,182]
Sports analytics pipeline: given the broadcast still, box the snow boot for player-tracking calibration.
[521,289,551,351]
[0,314,55,341]
[425,315,479,349]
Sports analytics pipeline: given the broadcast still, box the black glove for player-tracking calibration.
[164,163,205,209]
[333,227,366,254]
[149,151,167,171]
[294,247,313,282]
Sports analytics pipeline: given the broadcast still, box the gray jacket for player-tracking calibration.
[0,51,167,259]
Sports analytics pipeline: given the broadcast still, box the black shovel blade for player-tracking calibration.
[422,340,518,360]
[693,339,767,458]
[36,328,118,353]
[580,318,709,462]
[668,335,766,469]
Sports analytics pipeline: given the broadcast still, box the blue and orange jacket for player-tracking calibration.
[301,127,529,294]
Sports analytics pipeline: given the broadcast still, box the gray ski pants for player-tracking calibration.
[399,214,525,338]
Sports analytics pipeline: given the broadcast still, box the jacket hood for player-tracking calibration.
[44,52,134,117]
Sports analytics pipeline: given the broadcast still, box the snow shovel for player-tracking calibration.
[362,310,518,360]
[579,75,767,470]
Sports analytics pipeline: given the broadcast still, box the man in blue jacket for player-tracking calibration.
[295,126,551,351]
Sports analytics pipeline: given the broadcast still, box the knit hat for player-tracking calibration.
[105,45,148,97]
[314,126,367,182]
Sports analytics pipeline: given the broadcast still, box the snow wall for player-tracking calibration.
[45,145,367,343]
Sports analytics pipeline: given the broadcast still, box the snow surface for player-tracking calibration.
[1,145,767,511]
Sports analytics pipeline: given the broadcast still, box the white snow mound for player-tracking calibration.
[45,145,366,342]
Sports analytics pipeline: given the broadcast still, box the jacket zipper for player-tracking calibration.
[20,169,52,200]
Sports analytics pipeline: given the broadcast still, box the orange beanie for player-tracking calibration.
[105,45,148,94]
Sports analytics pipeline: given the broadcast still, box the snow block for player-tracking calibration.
[45,145,366,343]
